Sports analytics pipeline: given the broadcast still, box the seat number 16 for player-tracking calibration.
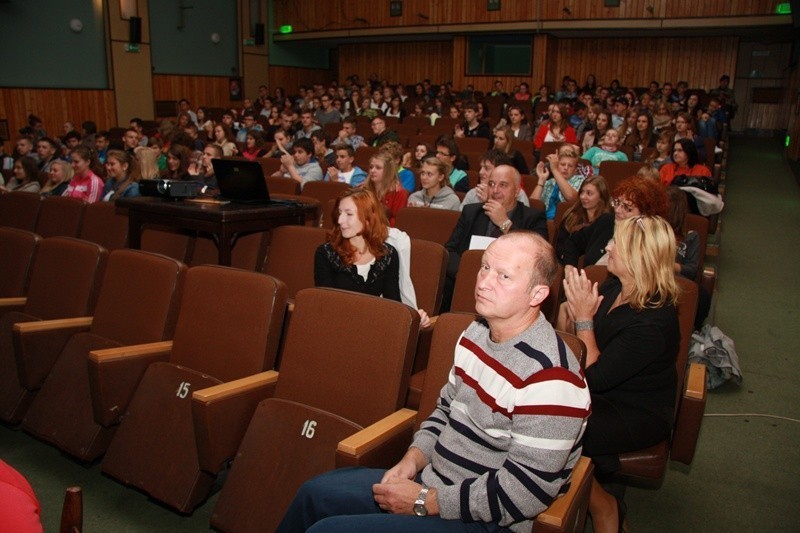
[301,420,317,439]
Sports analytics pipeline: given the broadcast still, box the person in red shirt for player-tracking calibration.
[63,146,103,203]
[0,460,43,533]
[533,103,578,149]
[363,152,407,226]
[659,138,712,186]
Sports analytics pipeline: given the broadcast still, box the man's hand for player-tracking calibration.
[372,479,423,515]
[381,454,418,483]
[280,153,294,168]
[475,182,489,203]
[483,199,508,227]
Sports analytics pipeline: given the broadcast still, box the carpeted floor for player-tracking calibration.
[2,135,799,531]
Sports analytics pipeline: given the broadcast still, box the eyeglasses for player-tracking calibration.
[435,150,451,157]
[611,198,636,213]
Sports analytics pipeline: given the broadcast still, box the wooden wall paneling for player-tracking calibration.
[338,42,453,87]
[553,37,738,92]
[274,0,778,32]
[268,66,336,95]
[0,89,117,146]
[152,75,236,111]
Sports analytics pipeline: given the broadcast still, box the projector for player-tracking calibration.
[139,179,199,199]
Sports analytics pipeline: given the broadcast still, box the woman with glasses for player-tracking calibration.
[560,176,668,267]
[559,215,681,533]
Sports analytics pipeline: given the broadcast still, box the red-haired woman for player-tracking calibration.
[560,176,668,267]
[315,189,430,325]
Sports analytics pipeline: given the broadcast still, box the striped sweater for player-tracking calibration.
[411,316,591,532]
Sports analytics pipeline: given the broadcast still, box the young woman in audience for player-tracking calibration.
[102,150,141,201]
[241,131,268,161]
[653,101,674,131]
[40,160,72,197]
[315,188,431,327]
[530,145,584,220]
[582,129,629,171]
[195,108,213,140]
[213,123,237,156]
[363,152,408,226]
[1,156,41,194]
[531,84,553,106]
[385,96,404,120]
[460,149,530,209]
[560,176,668,266]
[583,74,598,94]
[401,142,432,170]
[533,103,578,149]
[555,175,612,259]
[616,108,638,145]
[659,137,712,186]
[636,164,662,183]
[582,110,611,152]
[504,104,533,141]
[685,93,702,120]
[161,144,192,180]
[135,145,161,180]
[492,126,529,175]
[625,112,657,161]
[379,141,415,193]
[673,112,707,162]
[406,157,461,211]
[646,131,674,169]
[560,215,681,533]
[63,146,103,202]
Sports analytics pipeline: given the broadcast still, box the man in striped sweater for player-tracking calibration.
[278,232,591,532]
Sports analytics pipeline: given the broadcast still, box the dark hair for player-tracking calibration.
[81,121,97,135]
[15,156,39,183]
[293,137,314,154]
[310,130,330,146]
[106,149,141,199]
[674,137,700,168]
[435,135,459,157]
[37,137,58,151]
[163,144,191,178]
[334,144,355,157]
[64,131,82,143]
[479,149,513,167]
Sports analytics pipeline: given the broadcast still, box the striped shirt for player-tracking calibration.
[412,316,591,532]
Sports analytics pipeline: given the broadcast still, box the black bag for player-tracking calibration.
[672,174,718,195]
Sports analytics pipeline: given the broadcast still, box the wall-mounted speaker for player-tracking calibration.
[129,16,142,44]
[254,22,265,45]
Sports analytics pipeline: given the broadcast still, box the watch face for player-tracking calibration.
[413,503,427,517]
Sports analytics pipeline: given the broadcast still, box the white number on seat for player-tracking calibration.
[176,382,191,399]
[301,419,317,439]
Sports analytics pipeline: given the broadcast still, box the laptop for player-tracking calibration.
[211,158,274,204]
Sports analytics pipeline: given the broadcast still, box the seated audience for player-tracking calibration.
[492,126,529,175]
[283,231,589,532]
[315,94,342,125]
[241,131,268,161]
[0,459,44,532]
[582,110,612,152]
[673,112,706,162]
[94,131,110,164]
[561,176,668,267]
[213,123,238,156]
[35,137,60,175]
[63,146,103,202]
[135,145,161,180]
[1,156,41,194]
[402,142,433,170]
[461,149,529,209]
[534,103,578,149]
[407,157,461,211]
[236,112,264,143]
[625,112,657,161]
[367,116,399,147]
[454,102,492,146]
[659,138,712,186]
[364,151,408,226]
[554,175,612,259]
[310,130,336,167]
[336,117,365,150]
[275,137,323,190]
[530,145,584,219]
[324,144,366,186]
[379,141,415,193]
[161,144,192,181]
[314,188,429,326]
[435,136,469,192]
[646,131,674,170]
[40,160,72,197]
[102,149,141,201]
[122,128,140,156]
[559,216,680,533]
[130,117,149,147]
[582,129,629,171]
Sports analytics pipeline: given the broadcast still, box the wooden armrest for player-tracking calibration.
[534,456,593,531]
[13,317,94,390]
[336,409,417,469]
[88,340,173,363]
[0,297,27,308]
[684,362,706,401]
[14,316,93,334]
[87,341,174,427]
[192,370,280,473]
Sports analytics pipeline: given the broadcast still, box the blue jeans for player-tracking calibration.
[276,467,508,532]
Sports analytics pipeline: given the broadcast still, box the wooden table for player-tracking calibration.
[117,197,316,266]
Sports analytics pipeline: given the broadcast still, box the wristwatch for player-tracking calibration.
[499,219,513,234]
[413,485,429,517]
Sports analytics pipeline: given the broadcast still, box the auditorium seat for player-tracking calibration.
[0,237,107,424]
[261,225,327,299]
[551,200,577,246]
[614,277,707,487]
[408,238,448,316]
[300,181,352,226]
[395,207,461,247]
[79,201,129,251]
[98,267,288,512]
[0,227,40,299]
[598,160,645,191]
[266,175,301,195]
[209,287,420,532]
[0,191,41,231]
[21,249,186,461]
[34,196,85,238]
[449,248,483,313]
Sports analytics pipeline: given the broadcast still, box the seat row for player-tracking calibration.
[1,236,597,532]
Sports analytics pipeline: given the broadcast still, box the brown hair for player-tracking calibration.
[329,189,390,265]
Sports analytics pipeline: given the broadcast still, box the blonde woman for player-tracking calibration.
[135,146,161,180]
[560,216,680,533]
[40,160,73,197]
[364,152,407,226]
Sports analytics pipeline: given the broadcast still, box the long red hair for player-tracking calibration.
[329,189,390,265]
